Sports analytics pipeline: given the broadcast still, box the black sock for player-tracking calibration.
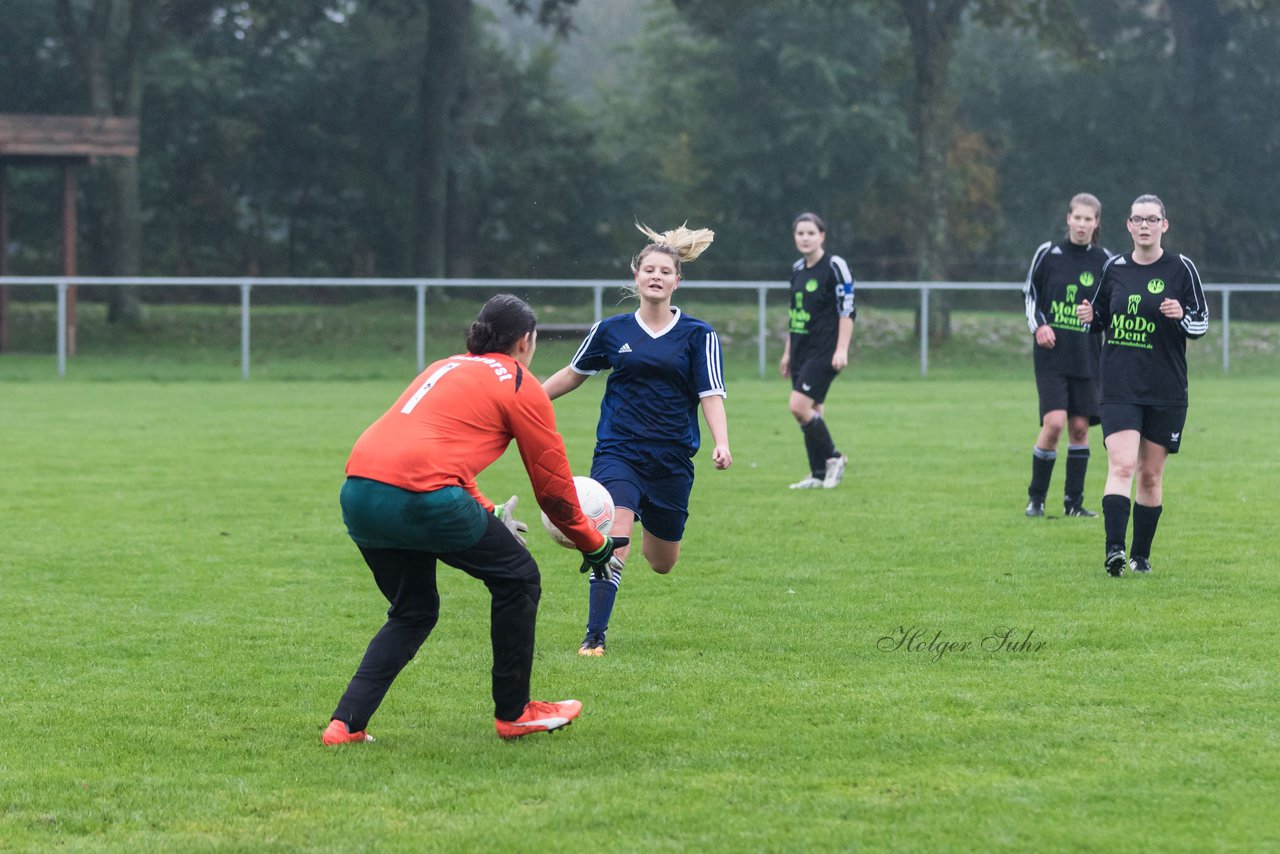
[1130,503,1163,559]
[1064,445,1089,508]
[1102,494,1131,553]
[801,414,835,478]
[1028,447,1056,502]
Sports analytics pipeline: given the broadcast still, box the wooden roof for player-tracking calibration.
[0,114,138,160]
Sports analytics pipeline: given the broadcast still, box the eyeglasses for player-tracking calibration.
[1128,215,1164,226]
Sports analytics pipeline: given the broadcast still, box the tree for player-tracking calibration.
[55,0,167,324]
[879,0,1081,336]
[413,0,581,277]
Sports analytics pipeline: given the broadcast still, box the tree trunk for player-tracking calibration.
[446,73,477,278]
[900,0,966,340]
[414,0,472,277]
[104,156,144,324]
[68,0,148,325]
[1165,0,1232,260]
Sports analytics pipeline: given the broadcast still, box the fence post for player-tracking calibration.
[240,281,251,380]
[920,286,930,377]
[416,283,426,372]
[1222,288,1230,374]
[57,280,67,377]
[592,284,603,323]
[758,286,768,379]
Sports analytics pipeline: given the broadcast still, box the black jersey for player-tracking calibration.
[1023,240,1109,378]
[1083,250,1209,405]
[788,252,856,358]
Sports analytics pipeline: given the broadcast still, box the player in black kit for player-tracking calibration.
[780,212,856,489]
[1076,194,1209,577]
[1022,193,1110,518]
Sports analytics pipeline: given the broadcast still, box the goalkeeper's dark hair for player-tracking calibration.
[467,293,537,355]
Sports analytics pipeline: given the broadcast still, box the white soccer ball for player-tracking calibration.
[541,476,614,549]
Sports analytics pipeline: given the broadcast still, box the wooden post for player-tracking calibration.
[63,162,77,356]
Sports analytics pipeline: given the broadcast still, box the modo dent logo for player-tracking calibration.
[805,278,819,293]
[1148,278,1165,294]
[1065,284,1078,303]
[1080,272,1094,287]
[1127,293,1143,314]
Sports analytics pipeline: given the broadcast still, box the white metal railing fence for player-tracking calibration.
[2,276,1277,378]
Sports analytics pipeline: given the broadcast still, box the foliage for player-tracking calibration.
[3,0,1280,285]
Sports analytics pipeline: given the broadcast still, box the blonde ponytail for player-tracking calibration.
[634,222,715,264]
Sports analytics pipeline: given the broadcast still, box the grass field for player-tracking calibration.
[3,354,1278,850]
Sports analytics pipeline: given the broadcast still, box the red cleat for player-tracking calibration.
[322,719,374,745]
[494,700,582,740]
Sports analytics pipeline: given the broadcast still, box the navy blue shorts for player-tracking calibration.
[590,441,695,542]
[1035,374,1100,424]
[1100,402,1187,453]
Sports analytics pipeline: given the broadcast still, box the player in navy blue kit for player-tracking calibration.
[780,212,856,489]
[1076,194,1209,576]
[1022,193,1110,518]
[542,223,732,656]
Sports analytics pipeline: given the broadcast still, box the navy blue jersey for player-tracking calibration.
[1083,251,1209,405]
[788,251,856,359]
[1023,240,1110,378]
[569,308,726,454]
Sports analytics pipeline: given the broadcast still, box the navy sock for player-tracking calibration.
[586,567,621,634]
[1064,445,1089,508]
[1028,447,1056,502]
[1130,503,1163,559]
[1102,494,1131,553]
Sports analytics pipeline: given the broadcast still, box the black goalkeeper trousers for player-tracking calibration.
[330,513,541,729]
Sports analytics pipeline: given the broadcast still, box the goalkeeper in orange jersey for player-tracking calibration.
[322,294,626,744]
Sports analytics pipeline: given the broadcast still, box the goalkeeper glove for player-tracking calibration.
[494,495,528,547]
[580,536,628,581]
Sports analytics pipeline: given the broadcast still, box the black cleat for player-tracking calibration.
[1105,548,1126,577]
[1064,503,1098,517]
[1130,556,1152,574]
[578,630,606,657]
[1025,500,1045,517]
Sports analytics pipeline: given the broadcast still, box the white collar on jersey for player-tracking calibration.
[633,306,681,338]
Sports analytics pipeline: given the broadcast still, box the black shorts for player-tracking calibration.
[1100,402,1188,453]
[790,351,841,404]
[1035,374,1100,425]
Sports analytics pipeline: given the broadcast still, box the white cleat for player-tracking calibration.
[823,454,848,488]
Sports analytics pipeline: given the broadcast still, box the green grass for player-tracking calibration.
[2,369,1277,851]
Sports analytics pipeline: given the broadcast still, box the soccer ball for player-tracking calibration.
[541,476,614,549]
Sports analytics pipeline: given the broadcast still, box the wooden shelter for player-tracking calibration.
[0,114,139,353]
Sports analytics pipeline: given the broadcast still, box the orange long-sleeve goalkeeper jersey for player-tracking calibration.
[344,352,605,553]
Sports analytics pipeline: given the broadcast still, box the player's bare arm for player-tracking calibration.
[700,394,732,470]
[541,365,589,400]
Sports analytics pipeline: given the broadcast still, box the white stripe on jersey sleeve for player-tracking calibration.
[568,321,604,375]
[1177,254,1210,338]
[700,329,726,397]
[1023,241,1053,333]
[828,255,856,318]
